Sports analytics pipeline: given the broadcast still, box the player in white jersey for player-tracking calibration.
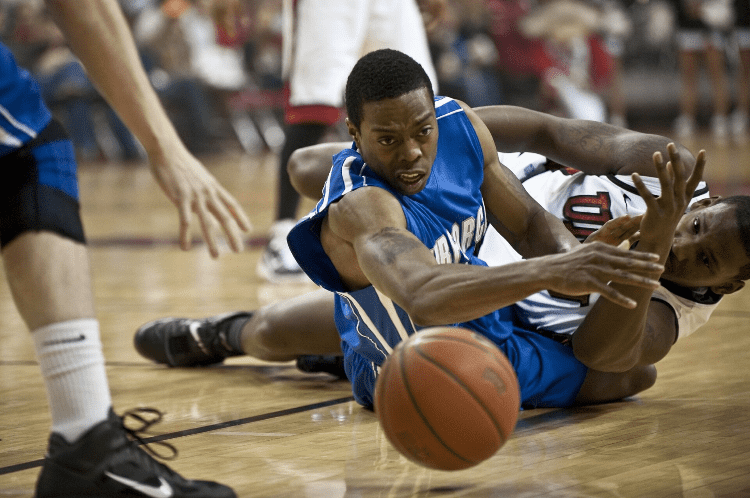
[479,151,716,343]
[134,104,750,403]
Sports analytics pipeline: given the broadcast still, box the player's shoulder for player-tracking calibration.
[434,96,465,118]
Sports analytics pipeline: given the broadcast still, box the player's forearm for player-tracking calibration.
[572,285,652,372]
[475,105,693,177]
[512,209,579,259]
[387,259,555,326]
[45,0,182,159]
[572,235,669,371]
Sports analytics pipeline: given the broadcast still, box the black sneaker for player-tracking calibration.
[296,355,348,380]
[134,312,251,367]
[35,408,236,498]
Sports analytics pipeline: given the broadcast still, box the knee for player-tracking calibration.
[626,364,657,396]
[245,306,296,361]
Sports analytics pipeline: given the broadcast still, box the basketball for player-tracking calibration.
[374,326,520,471]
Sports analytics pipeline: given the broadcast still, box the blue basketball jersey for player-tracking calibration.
[288,96,514,374]
[1,42,52,157]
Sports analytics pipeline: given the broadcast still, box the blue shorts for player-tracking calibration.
[342,316,588,410]
[0,119,84,247]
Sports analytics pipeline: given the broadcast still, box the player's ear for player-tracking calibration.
[687,196,722,212]
[345,118,360,148]
[711,280,745,295]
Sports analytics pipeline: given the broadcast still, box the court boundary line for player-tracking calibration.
[0,396,355,476]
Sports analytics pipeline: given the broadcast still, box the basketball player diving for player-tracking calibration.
[133,49,750,411]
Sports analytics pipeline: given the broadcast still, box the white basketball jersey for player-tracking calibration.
[478,152,717,342]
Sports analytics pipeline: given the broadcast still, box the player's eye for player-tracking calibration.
[693,217,700,234]
[378,137,396,146]
[419,126,433,137]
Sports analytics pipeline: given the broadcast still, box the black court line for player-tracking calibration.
[0,396,354,476]
[86,235,269,249]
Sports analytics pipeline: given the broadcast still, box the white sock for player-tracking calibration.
[32,319,112,443]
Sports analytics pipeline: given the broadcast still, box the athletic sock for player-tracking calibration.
[32,318,112,443]
[225,314,252,354]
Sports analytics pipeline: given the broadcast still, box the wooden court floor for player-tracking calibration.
[2,134,750,497]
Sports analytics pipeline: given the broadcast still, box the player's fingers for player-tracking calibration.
[627,230,641,247]
[217,187,252,232]
[194,197,220,258]
[685,149,707,196]
[632,172,658,208]
[652,151,675,204]
[596,284,639,309]
[178,195,192,252]
[667,143,685,191]
[614,214,642,239]
[205,193,245,253]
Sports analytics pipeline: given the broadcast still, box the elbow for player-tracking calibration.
[400,293,451,328]
[287,150,323,200]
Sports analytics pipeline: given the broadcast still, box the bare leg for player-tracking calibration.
[705,44,730,118]
[737,48,750,115]
[3,231,111,441]
[241,289,341,361]
[678,49,700,122]
[4,232,95,329]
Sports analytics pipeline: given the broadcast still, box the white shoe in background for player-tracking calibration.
[256,219,309,283]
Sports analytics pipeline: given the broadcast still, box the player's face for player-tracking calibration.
[347,87,438,196]
[663,201,748,293]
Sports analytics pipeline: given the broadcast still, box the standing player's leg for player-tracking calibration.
[258,0,369,283]
[1,120,235,497]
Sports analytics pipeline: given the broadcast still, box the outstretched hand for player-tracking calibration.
[584,214,643,248]
[631,143,706,257]
[543,241,663,308]
[149,146,252,258]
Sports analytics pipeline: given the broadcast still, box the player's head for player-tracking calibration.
[344,49,438,196]
[663,195,750,294]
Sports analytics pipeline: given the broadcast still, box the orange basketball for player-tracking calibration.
[374,326,520,471]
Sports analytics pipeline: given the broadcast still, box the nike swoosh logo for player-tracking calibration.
[105,472,173,498]
[42,334,86,346]
[189,321,210,355]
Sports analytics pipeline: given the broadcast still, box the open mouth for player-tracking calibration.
[399,172,423,184]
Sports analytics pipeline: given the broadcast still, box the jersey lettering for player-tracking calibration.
[562,192,613,241]
[430,208,487,264]
[462,217,476,251]
[451,223,461,261]
[433,235,452,264]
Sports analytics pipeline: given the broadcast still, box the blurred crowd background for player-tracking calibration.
[2,0,748,163]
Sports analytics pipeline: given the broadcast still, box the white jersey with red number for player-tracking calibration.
[478,152,718,342]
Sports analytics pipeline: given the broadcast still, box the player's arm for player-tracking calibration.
[474,105,696,177]
[324,185,663,327]
[288,142,350,200]
[571,145,706,372]
[44,0,251,257]
[462,103,579,258]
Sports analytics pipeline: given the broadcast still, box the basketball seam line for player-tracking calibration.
[399,347,475,465]
[413,346,507,442]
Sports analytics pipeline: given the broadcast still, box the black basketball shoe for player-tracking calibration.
[296,355,348,380]
[134,312,252,367]
[35,408,236,498]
